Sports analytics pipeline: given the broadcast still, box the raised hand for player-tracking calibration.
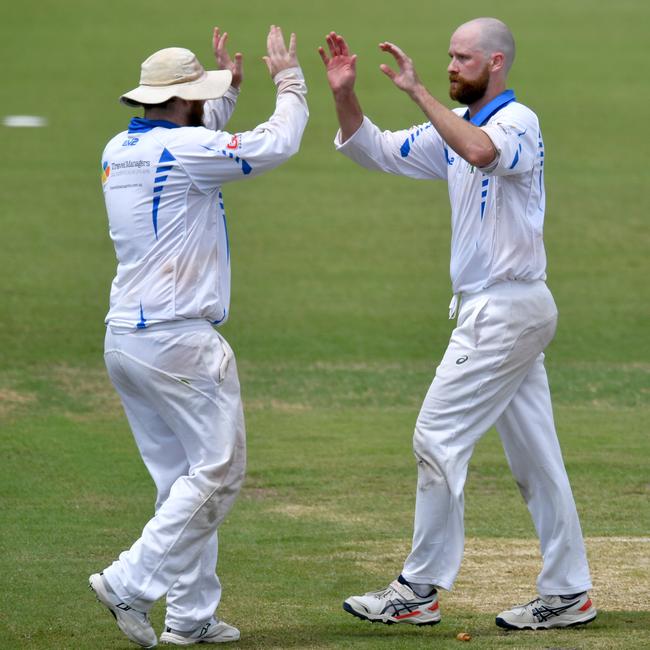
[318,32,357,95]
[213,27,243,89]
[378,41,421,95]
[263,25,299,77]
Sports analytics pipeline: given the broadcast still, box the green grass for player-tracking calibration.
[1,0,649,648]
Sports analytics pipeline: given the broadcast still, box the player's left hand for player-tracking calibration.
[318,32,358,96]
[263,25,299,77]
[379,41,421,96]
[213,27,243,89]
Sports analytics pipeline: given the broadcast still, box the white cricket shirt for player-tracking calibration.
[335,90,547,295]
[102,68,308,329]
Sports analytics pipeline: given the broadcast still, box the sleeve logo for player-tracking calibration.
[226,134,240,150]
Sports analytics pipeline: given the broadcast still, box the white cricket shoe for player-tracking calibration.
[343,577,441,626]
[159,618,240,645]
[89,572,158,647]
[496,592,597,630]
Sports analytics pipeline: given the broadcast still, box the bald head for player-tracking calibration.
[455,17,515,73]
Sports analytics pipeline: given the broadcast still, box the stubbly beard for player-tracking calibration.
[449,64,490,105]
[187,100,205,127]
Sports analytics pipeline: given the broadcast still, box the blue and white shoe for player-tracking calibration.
[343,576,441,626]
[89,572,157,647]
[159,617,240,645]
[496,592,597,630]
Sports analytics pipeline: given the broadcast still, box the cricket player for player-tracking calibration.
[319,18,596,630]
[90,26,308,647]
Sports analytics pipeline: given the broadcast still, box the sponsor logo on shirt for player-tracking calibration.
[111,160,151,170]
[101,161,111,184]
[226,134,240,150]
[122,137,140,147]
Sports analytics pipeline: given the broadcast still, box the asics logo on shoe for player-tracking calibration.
[382,597,435,619]
[531,600,577,622]
[495,592,597,631]
[344,579,441,627]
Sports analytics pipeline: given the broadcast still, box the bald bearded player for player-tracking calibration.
[319,18,596,631]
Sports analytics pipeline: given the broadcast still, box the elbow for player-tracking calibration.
[465,142,497,168]
[275,136,302,160]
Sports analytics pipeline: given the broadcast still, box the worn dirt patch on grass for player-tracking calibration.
[342,536,649,612]
[51,364,121,421]
[268,503,373,525]
[0,388,37,418]
[455,536,649,612]
[245,398,312,413]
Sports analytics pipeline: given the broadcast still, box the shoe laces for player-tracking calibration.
[369,584,400,600]
[513,596,543,611]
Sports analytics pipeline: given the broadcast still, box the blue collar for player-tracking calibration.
[128,117,181,134]
[463,89,516,126]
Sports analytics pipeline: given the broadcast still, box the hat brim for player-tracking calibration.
[120,69,233,107]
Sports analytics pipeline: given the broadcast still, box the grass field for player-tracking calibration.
[1,0,649,648]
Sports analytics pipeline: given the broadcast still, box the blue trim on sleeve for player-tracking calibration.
[399,123,432,158]
[462,89,516,126]
[199,144,252,175]
[508,145,521,169]
[128,117,181,134]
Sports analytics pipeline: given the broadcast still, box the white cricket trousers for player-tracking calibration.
[101,319,246,631]
[401,280,592,596]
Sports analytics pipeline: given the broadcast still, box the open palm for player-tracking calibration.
[378,41,420,94]
[319,32,357,94]
[213,27,243,89]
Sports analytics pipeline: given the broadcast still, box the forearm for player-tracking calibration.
[332,88,364,143]
[255,67,308,160]
[409,84,496,167]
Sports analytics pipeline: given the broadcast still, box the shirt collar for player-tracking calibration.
[128,117,181,134]
[463,89,516,126]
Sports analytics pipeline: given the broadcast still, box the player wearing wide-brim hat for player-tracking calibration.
[90,25,308,648]
[120,46,233,107]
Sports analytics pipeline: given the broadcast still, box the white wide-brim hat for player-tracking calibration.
[120,47,232,107]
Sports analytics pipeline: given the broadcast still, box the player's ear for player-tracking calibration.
[490,52,505,73]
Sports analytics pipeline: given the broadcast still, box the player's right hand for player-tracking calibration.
[213,27,243,89]
[318,32,357,95]
[263,25,299,77]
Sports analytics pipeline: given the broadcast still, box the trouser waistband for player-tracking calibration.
[449,280,548,320]
[108,318,213,335]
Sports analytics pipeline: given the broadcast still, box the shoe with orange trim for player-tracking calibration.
[496,592,597,630]
[343,576,441,626]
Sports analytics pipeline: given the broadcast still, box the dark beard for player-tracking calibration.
[187,100,205,127]
[449,65,490,105]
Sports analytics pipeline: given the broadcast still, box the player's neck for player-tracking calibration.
[466,81,508,118]
[143,108,189,127]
